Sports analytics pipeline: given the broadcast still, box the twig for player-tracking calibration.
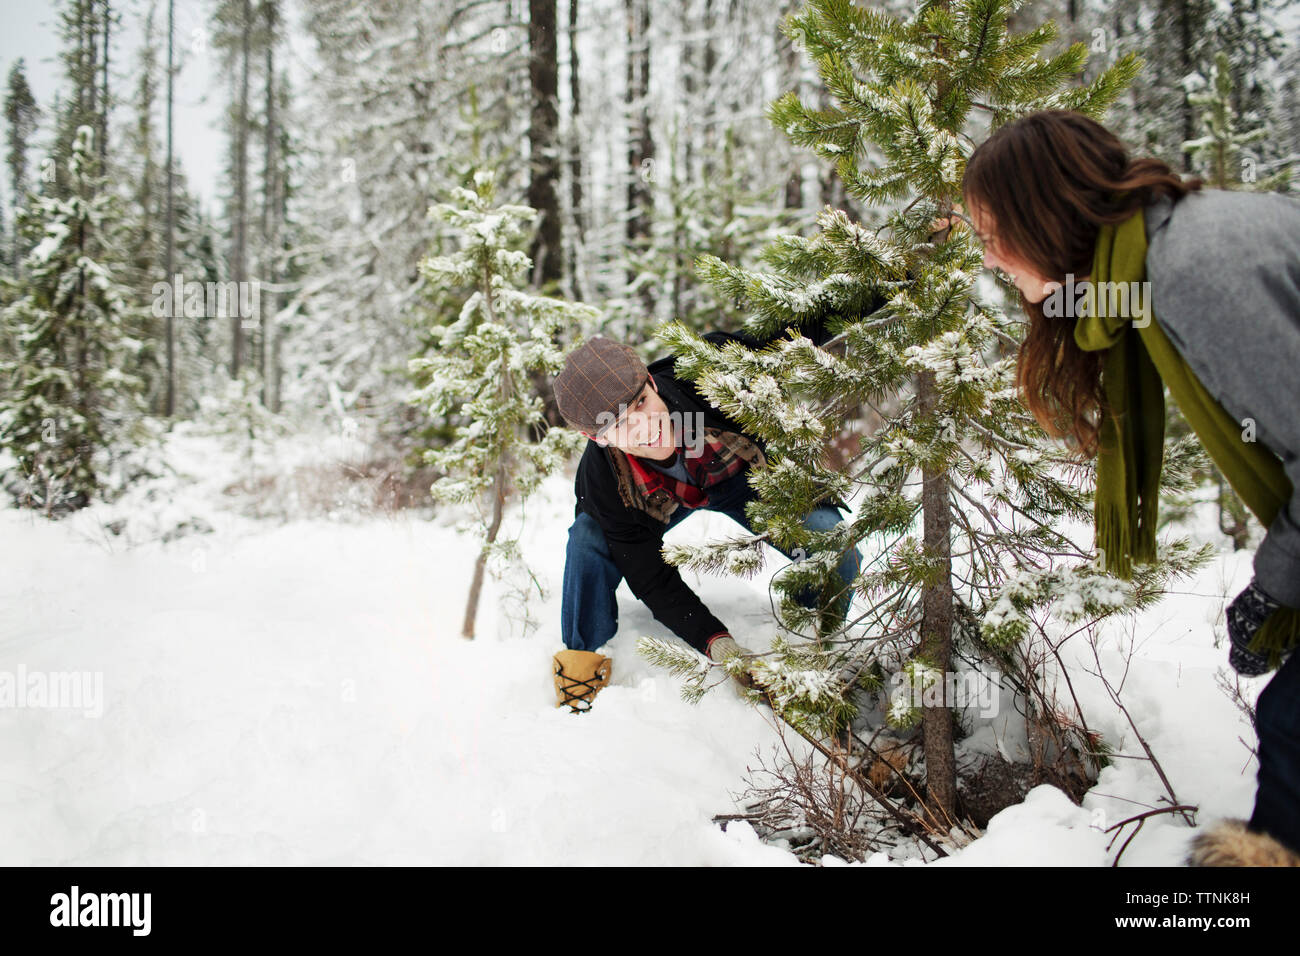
[1103,804,1199,867]
[1085,626,1195,826]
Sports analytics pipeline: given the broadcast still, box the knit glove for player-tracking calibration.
[1226,580,1281,677]
[706,633,761,690]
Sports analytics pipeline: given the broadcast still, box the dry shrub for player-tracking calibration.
[222,456,439,521]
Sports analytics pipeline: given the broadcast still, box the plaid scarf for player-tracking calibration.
[609,428,766,523]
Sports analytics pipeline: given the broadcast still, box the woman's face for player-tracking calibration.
[967,201,1056,304]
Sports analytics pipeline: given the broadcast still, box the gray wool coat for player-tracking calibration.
[1142,188,1300,607]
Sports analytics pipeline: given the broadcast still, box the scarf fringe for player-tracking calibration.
[1096,502,1135,580]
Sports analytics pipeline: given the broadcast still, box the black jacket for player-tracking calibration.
[572,321,836,652]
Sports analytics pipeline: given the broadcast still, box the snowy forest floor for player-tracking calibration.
[0,422,1270,865]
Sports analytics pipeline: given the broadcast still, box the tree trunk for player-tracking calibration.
[462,236,516,640]
[624,0,654,323]
[231,0,251,377]
[780,0,803,213]
[1179,2,1195,172]
[528,0,561,289]
[919,1,958,830]
[917,369,956,827]
[527,0,563,427]
[566,0,584,301]
[99,0,110,164]
[164,0,175,416]
[462,464,508,639]
[260,1,278,409]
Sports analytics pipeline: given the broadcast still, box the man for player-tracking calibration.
[550,327,862,712]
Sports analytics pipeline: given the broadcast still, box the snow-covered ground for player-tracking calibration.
[0,425,1269,865]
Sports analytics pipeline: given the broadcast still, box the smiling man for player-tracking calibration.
[549,330,863,712]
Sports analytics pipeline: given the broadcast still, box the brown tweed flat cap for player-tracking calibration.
[554,336,650,435]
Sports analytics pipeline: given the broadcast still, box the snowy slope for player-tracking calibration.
[0,428,1269,865]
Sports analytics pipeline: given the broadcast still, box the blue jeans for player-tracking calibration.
[560,470,862,653]
[1249,646,1300,854]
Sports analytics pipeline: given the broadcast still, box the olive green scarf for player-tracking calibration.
[1073,205,1300,668]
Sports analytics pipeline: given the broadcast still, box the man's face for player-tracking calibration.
[588,376,677,460]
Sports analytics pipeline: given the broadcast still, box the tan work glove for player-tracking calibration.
[705,633,763,691]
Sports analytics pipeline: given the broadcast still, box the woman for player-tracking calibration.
[953,110,1300,866]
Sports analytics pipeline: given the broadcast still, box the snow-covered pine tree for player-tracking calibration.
[0,125,146,513]
[1160,50,1292,550]
[644,0,1209,826]
[289,1,530,425]
[668,124,800,334]
[5,58,41,277]
[1184,51,1291,193]
[609,122,799,342]
[407,168,596,639]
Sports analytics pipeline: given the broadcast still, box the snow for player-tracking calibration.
[0,427,1272,865]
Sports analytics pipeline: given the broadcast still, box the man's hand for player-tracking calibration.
[1227,579,1282,676]
[706,633,763,691]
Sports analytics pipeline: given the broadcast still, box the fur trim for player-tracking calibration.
[1186,818,1300,867]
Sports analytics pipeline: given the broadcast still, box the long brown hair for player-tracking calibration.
[961,110,1203,458]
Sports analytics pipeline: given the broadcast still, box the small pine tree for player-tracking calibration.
[0,125,146,514]
[408,169,596,639]
[646,0,1208,828]
[1184,51,1291,192]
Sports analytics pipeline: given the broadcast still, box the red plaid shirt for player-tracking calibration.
[622,433,751,509]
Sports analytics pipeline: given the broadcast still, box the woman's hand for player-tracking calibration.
[1227,579,1284,676]
[929,201,966,242]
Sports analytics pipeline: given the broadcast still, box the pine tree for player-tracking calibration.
[407,169,595,639]
[642,0,1207,829]
[1184,51,1291,193]
[1161,49,1292,551]
[288,1,531,423]
[1212,0,1289,149]
[51,0,110,194]
[0,126,146,513]
[616,122,798,340]
[5,59,41,276]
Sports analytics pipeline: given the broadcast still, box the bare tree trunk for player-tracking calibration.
[527,0,563,427]
[462,465,508,639]
[624,0,654,323]
[566,0,584,302]
[164,0,175,416]
[260,1,278,409]
[701,0,716,177]
[671,0,696,319]
[779,0,802,212]
[231,0,251,377]
[99,0,111,164]
[528,0,561,288]
[1178,1,1196,173]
